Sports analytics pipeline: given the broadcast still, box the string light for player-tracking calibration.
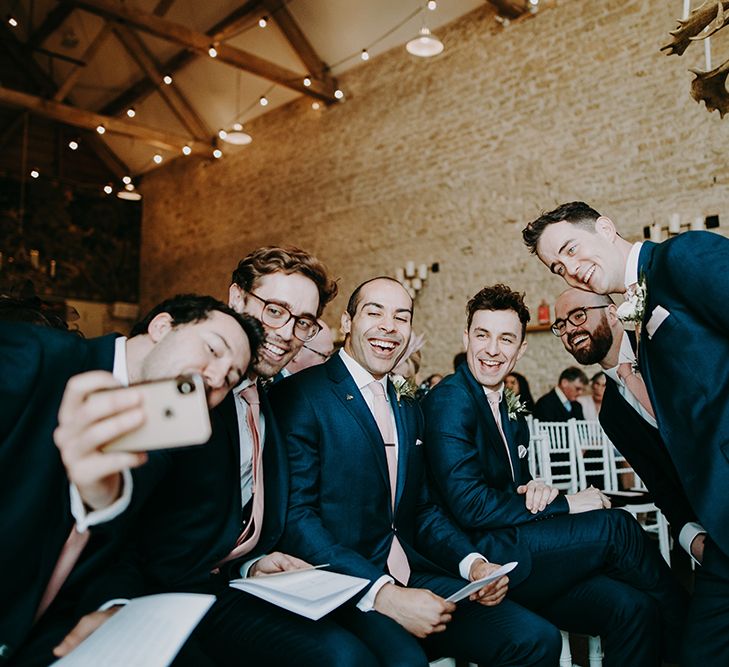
[96,124,106,134]
[334,89,344,100]
[122,176,132,185]
[361,49,370,61]
[218,129,227,139]
[30,170,39,179]
[7,15,18,27]
[153,154,163,164]
[213,148,223,158]
[182,145,192,155]
[311,101,320,110]
[427,0,437,9]
[163,74,173,85]
[303,77,311,87]
[125,183,135,191]
[68,140,79,150]
[259,96,269,106]
[258,16,268,28]
[126,107,136,118]
[208,45,218,58]
[103,184,113,194]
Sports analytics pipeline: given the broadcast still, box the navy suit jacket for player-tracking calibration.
[271,355,479,593]
[636,232,729,557]
[533,388,584,422]
[1,323,120,662]
[600,376,697,540]
[422,364,569,586]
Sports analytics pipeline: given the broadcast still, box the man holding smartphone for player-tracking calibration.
[2,294,255,666]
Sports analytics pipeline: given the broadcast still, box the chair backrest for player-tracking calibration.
[532,419,578,493]
[606,445,646,491]
[570,420,612,490]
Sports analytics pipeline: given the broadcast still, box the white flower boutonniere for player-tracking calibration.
[390,374,418,405]
[617,274,647,326]
[504,388,529,421]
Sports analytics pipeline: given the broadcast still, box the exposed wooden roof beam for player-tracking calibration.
[100,1,262,117]
[0,86,211,154]
[113,25,210,139]
[53,23,113,101]
[262,0,334,88]
[486,0,528,20]
[152,0,177,17]
[27,5,74,48]
[62,0,337,102]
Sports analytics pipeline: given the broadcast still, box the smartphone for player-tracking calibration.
[102,373,212,452]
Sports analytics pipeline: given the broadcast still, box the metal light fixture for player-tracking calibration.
[406,26,444,57]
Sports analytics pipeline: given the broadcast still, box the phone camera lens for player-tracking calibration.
[177,379,194,394]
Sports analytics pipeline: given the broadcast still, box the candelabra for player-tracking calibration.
[394,261,439,299]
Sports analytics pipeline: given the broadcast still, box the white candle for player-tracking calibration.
[405,261,415,278]
[705,37,711,70]
[669,213,680,234]
[417,263,428,280]
[683,0,690,19]
[650,224,662,242]
[691,216,704,231]
[411,277,422,291]
[395,267,405,283]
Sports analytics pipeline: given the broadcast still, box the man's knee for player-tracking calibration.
[499,620,562,667]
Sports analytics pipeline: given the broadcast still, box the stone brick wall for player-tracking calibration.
[138,0,729,398]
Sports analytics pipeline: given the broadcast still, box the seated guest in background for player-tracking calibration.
[284,319,335,375]
[554,287,704,564]
[504,371,535,412]
[523,201,729,666]
[422,284,687,667]
[2,294,251,666]
[533,366,588,421]
[272,277,562,667]
[578,371,607,421]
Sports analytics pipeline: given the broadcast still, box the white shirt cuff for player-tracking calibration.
[98,599,129,611]
[679,522,706,564]
[459,553,488,580]
[71,468,133,533]
[356,575,394,612]
[239,554,266,578]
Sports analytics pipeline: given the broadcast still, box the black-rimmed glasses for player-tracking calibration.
[248,292,320,342]
[303,344,331,361]
[551,305,609,336]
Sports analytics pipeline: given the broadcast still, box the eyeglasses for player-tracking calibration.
[551,305,609,336]
[247,292,321,342]
[303,344,331,361]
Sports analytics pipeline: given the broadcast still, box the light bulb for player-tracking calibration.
[96,124,106,134]
[258,16,267,27]
[218,129,228,139]
[122,175,132,185]
[68,140,79,150]
[232,123,243,131]
[208,46,218,58]
[153,154,163,164]
[104,185,113,194]
[334,89,344,100]
[303,77,311,87]
[213,149,223,159]
[427,0,437,9]
[361,49,369,61]
[30,170,39,179]
[126,107,136,117]
[259,96,268,106]
[125,183,135,191]
[182,145,192,155]
[163,75,172,85]
[8,15,18,27]
[311,101,320,110]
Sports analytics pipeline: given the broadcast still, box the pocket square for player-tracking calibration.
[646,306,670,339]
[518,445,528,459]
[415,439,423,446]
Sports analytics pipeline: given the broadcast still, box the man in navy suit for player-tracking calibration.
[272,276,562,667]
[2,294,253,665]
[533,366,588,421]
[554,287,703,559]
[422,283,687,667]
[524,201,729,665]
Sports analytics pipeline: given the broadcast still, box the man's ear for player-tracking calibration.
[229,283,244,312]
[595,216,617,242]
[147,312,174,342]
[606,302,620,325]
[340,311,351,335]
[516,338,528,363]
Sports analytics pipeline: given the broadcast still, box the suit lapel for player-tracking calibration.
[388,380,411,510]
[636,242,657,399]
[327,357,390,492]
[499,398,520,476]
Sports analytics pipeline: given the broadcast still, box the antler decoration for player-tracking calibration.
[662,0,729,117]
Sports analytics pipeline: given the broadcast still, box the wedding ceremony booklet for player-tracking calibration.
[229,566,369,620]
[446,561,519,603]
[53,593,215,667]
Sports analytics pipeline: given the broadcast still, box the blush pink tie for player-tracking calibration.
[487,392,515,481]
[617,363,656,420]
[217,384,265,566]
[368,381,410,585]
[35,524,90,621]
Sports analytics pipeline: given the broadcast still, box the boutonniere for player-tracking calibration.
[616,273,647,327]
[504,388,529,421]
[390,374,418,405]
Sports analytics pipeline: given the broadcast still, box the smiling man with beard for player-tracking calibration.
[271,276,562,667]
[553,287,704,565]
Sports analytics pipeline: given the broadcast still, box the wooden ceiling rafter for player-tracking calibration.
[26,5,75,48]
[486,0,529,20]
[53,22,113,101]
[61,0,338,102]
[112,24,211,139]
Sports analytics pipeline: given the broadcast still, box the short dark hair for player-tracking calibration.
[559,366,589,384]
[231,246,338,317]
[129,294,265,368]
[346,276,412,319]
[466,284,530,339]
[522,202,602,254]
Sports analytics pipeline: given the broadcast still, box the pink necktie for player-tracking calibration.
[217,384,265,566]
[617,363,656,419]
[487,392,515,481]
[35,524,89,621]
[368,381,410,585]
